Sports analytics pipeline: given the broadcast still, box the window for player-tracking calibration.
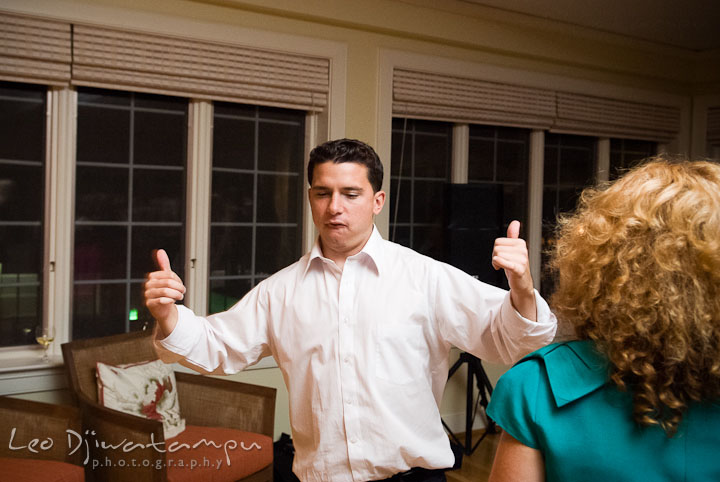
[541,133,597,297]
[208,103,305,313]
[389,118,452,260]
[73,88,187,339]
[610,139,657,179]
[0,82,46,347]
[467,125,530,287]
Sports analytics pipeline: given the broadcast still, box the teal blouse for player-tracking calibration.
[487,341,720,481]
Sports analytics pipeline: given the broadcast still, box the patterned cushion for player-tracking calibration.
[166,425,273,482]
[0,458,84,482]
[96,359,186,438]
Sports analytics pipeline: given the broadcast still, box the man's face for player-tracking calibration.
[309,161,385,261]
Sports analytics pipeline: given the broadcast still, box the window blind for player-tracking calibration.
[554,92,680,143]
[72,24,329,112]
[0,12,71,86]
[393,69,556,129]
[393,69,681,142]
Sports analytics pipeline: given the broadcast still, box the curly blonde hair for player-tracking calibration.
[549,158,720,436]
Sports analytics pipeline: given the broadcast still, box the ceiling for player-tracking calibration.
[460,0,720,52]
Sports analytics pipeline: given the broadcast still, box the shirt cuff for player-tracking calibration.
[501,289,557,333]
[155,305,204,356]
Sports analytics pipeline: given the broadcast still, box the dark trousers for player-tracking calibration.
[373,467,447,482]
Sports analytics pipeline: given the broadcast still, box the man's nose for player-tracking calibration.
[328,192,342,213]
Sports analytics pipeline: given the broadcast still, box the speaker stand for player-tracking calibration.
[442,352,496,455]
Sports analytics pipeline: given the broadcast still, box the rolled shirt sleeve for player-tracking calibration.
[433,261,557,365]
[153,284,271,374]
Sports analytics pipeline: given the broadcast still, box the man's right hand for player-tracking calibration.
[144,249,185,337]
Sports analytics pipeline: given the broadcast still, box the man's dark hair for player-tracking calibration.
[308,139,384,192]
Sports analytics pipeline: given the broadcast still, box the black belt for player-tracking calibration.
[372,467,447,482]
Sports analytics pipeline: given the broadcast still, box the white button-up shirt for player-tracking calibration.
[156,226,556,481]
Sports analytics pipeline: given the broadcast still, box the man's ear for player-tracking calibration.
[373,190,386,215]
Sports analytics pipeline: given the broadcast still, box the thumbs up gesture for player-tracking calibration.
[492,220,537,321]
[143,249,186,336]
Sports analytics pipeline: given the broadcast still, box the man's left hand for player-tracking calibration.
[492,220,537,321]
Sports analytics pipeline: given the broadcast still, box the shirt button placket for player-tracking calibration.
[338,261,360,472]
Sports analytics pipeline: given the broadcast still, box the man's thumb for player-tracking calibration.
[154,249,172,272]
[507,220,520,239]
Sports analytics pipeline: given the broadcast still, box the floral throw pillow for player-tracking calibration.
[96,359,186,438]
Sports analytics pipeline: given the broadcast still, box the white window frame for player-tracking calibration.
[0,1,347,393]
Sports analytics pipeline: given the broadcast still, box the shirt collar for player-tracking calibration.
[304,225,385,277]
[519,340,609,408]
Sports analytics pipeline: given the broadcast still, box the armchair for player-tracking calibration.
[61,327,276,482]
[0,396,85,481]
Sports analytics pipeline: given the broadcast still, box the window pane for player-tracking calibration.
[391,128,412,177]
[72,283,127,339]
[210,227,253,277]
[414,180,445,224]
[209,104,304,314]
[74,88,186,339]
[0,82,45,347]
[257,174,301,223]
[389,178,411,224]
[0,226,43,277]
[259,122,303,172]
[133,168,184,222]
[0,89,45,161]
[209,279,252,313]
[76,105,130,164]
[74,226,128,280]
[255,226,300,276]
[496,141,527,183]
[467,125,530,287]
[75,166,129,221]
[541,133,596,298]
[0,284,41,346]
[468,138,494,182]
[389,118,452,260]
[560,147,594,184]
[0,164,43,221]
[211,172,254,223]
[412,226,445,260]
[130,226,184,279]
[414,132,451,178]
[213,117,255,169]
[610,138,656,180]
[128,281,153,331]
[134,111,186,166]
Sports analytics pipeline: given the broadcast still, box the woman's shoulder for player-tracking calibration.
[513,340,610,407]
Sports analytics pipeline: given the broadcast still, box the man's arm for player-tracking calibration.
[144,249,270,374]
[492,220,537,321]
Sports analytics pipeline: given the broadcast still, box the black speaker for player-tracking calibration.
[443,183,508,288]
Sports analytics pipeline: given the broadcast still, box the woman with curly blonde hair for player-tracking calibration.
[487,158,720,481]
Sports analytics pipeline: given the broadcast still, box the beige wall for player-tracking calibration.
[4,0,720,438]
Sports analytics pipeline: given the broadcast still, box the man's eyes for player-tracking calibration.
[314,191,360,199]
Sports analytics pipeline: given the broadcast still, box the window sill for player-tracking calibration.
[0,354,278,396]
[0,355,67,396]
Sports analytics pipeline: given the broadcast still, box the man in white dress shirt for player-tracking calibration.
[144,139,557,482]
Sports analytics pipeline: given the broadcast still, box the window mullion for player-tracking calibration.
[527,130,544,290]
[44,86,77,356]
[185,100,213,314]
[596,137,610,183]
[451,124,469,184]
[302,112,318,253]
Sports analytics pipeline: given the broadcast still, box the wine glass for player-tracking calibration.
[35,325,56,363]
